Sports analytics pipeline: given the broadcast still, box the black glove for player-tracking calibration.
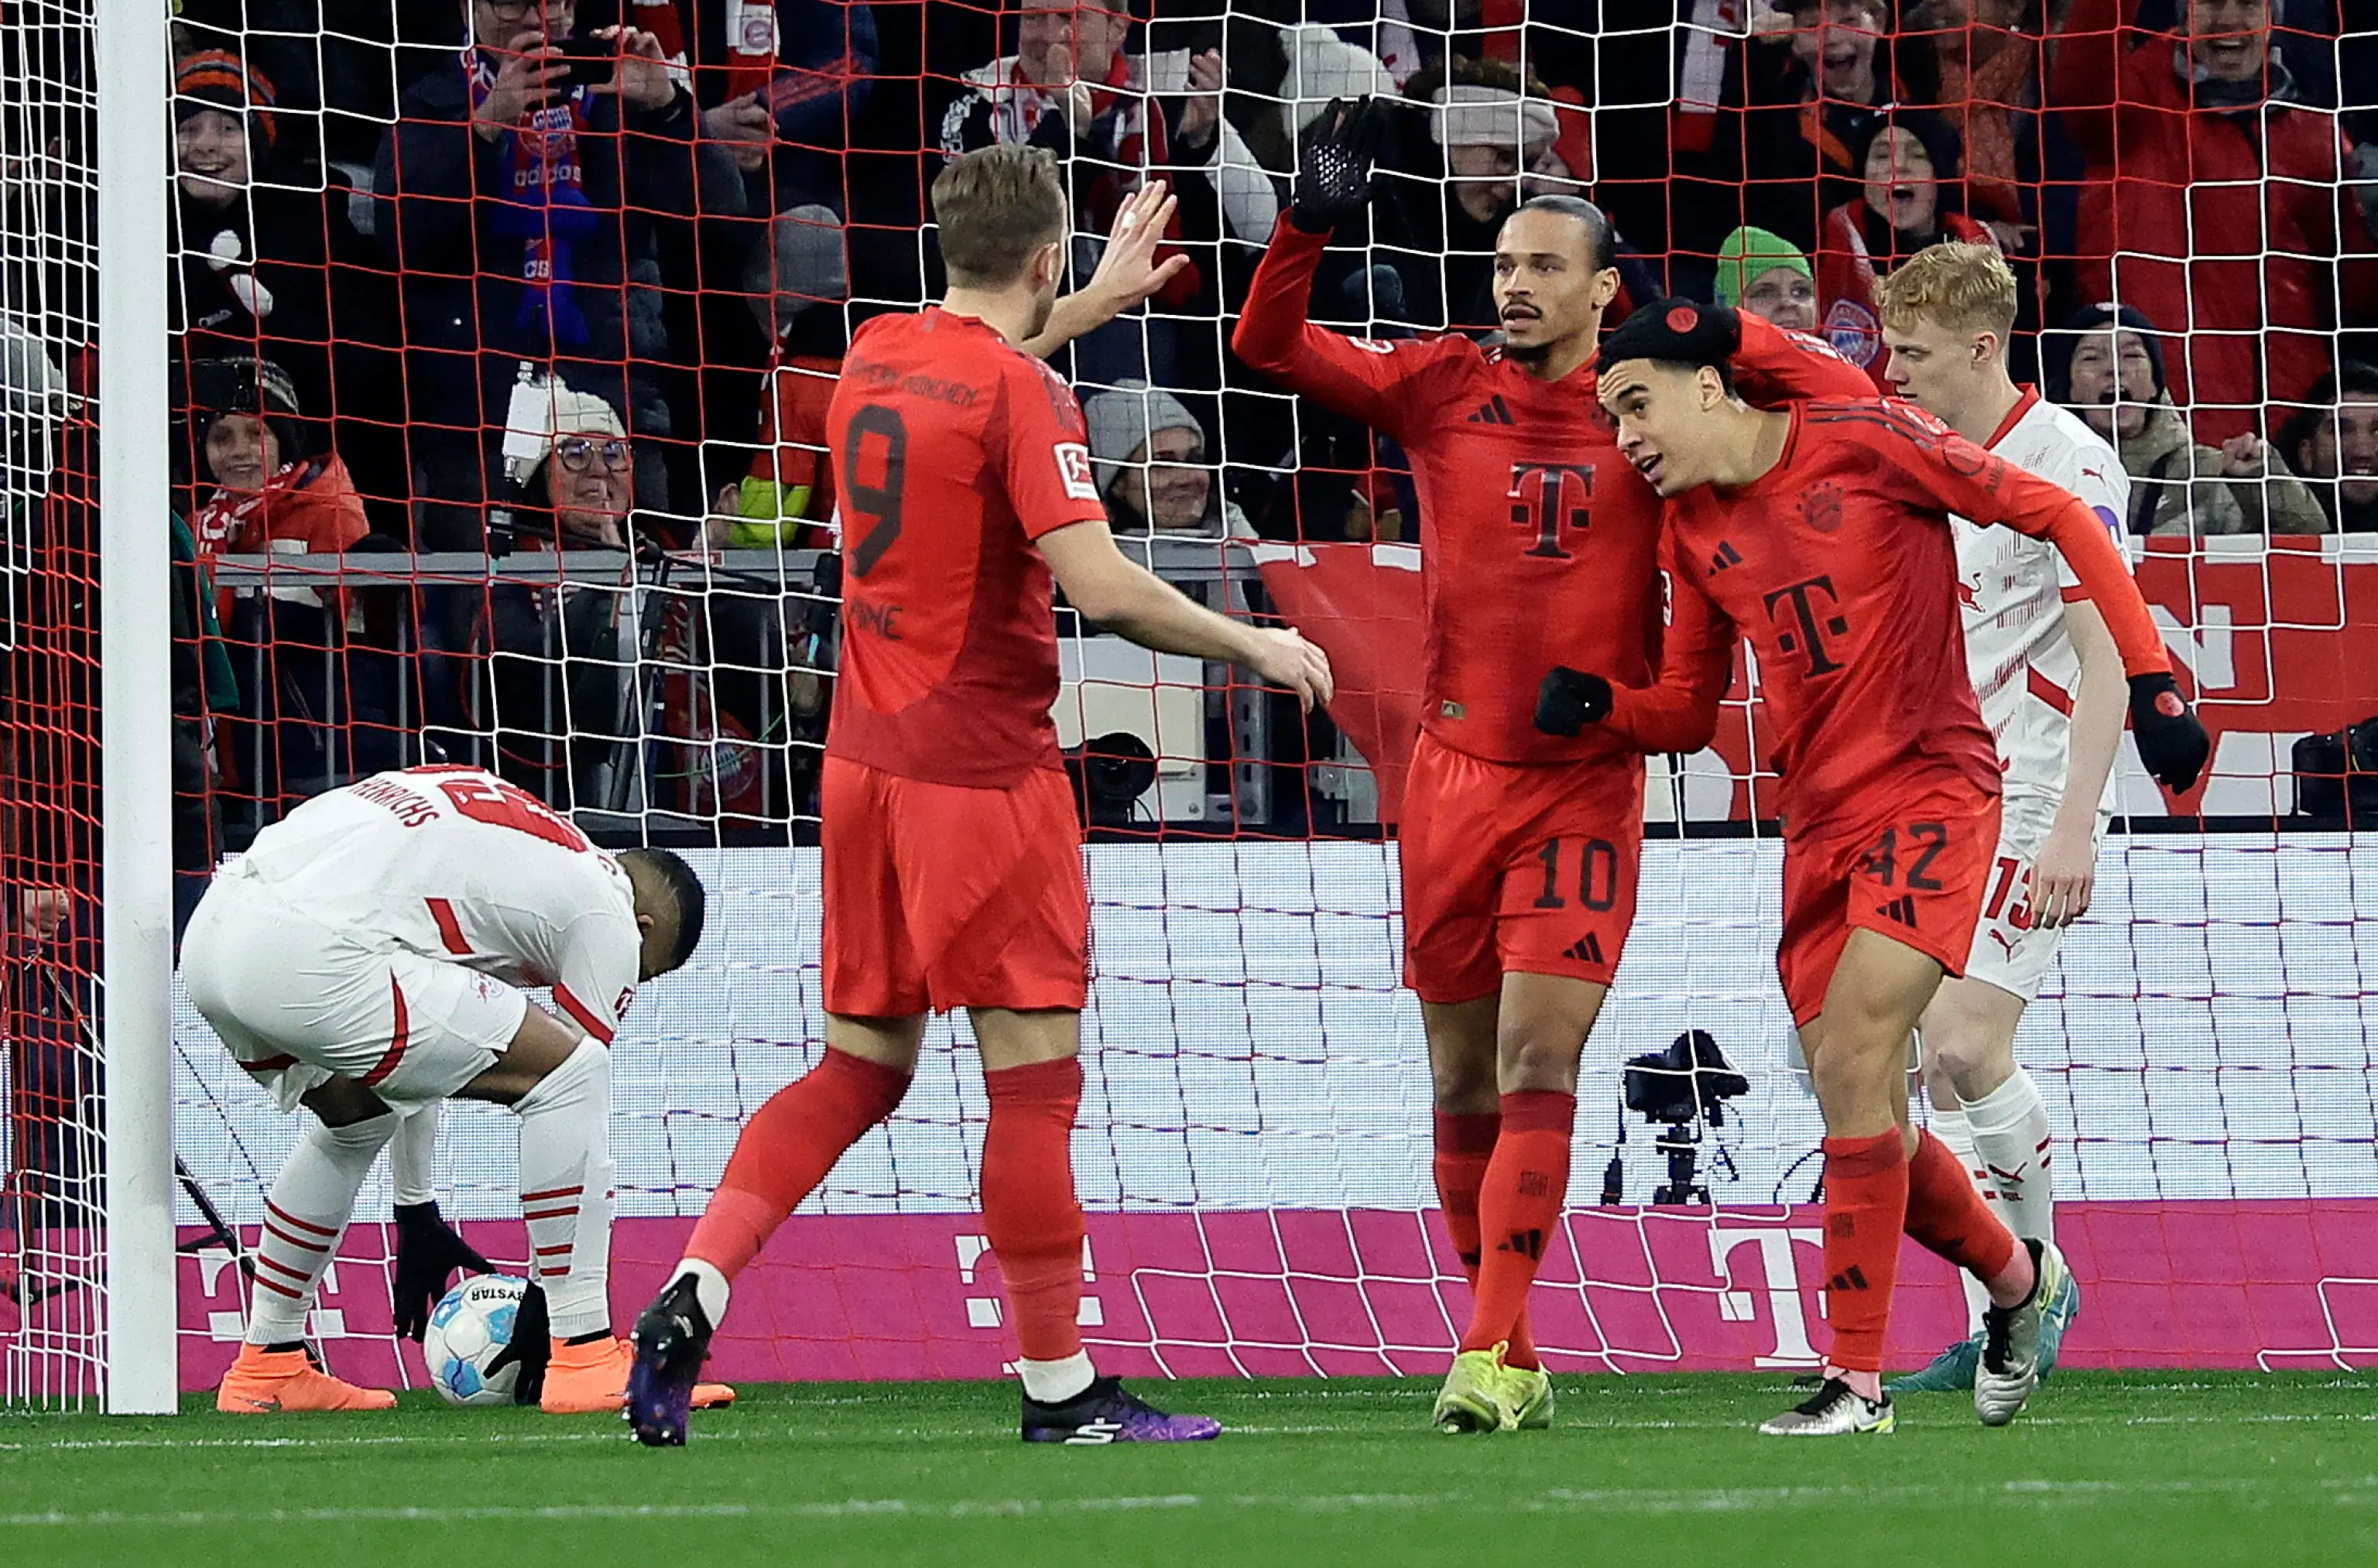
[2128,672,2211,793]
[1601,296,1743,368]
[391,1200,494,1343]
[488,1281,553,1405]
[1292,97,1385,234]
[1536,666,1613,737]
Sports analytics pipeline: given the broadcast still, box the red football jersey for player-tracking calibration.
[1608,399,2168,837]
[1234,218,1872,765]
[824,308,1110,787]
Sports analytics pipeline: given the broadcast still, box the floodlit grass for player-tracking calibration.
[3,1371,2370,1566]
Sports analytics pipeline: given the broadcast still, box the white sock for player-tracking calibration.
[389,1103,439,1207]
[670,1257,732,1329]
[515,1039,615,1341]
[1018,1351,1095,1405]
[246,1114,397,1346]
[1963,1069,2055,1251]
[1928,1104,1994,1335]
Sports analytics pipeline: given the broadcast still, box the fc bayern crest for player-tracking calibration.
[1800,480,1845,535]
[1822,299,1881,367]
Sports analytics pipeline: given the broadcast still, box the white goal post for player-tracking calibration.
[96,0,177,1416]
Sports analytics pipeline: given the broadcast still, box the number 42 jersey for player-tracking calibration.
[824,307,1112,788]
[231,766,643,1043]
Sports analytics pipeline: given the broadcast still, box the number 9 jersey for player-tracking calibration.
[823,307,1112,788]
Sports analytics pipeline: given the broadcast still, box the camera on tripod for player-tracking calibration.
[1603,1029,1749,1207]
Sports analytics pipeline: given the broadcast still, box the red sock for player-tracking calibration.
[1905,1128,2017,1281]
[1819,1131,1909,1375]
[982,1056,1088,1362]
[684,1048,910,1279]
[1433,1111,1539,1368]
[1458,1092,1574,1358]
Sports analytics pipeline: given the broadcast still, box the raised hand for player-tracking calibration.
[1292,97,1386,235]
[1084,181,1190,311]
[592,26,677,113]
[1177,48,1225,149]
[471,34,564,138]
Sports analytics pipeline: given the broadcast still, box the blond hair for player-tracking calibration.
[1872,242,2019,341]
[931,145,1067,288]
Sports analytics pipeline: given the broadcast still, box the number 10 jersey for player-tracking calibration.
[823,307,1112,788]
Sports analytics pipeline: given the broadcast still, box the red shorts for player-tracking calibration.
[1397,731,1644,1004]
[821,756,1090,1016]
[1775,782,2001,1027]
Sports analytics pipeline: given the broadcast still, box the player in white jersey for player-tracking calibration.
[181,766,730,1415]
[1867,246,2127,1392]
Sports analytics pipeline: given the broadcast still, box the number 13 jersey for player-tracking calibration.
[231,766,642,1042]
[824,307,1112,787]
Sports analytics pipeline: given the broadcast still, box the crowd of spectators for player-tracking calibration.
[7,1,2376,855]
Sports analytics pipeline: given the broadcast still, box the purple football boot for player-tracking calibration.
[1021,1375,1222,1443]
[626,1273,711,1446]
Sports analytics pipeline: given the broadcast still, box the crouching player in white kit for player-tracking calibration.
[1871,245,2126,1390]
[183,766,732,1415]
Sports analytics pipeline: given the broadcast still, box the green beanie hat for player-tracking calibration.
[1715,226,1813,309]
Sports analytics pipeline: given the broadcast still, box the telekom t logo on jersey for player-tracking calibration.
[1761,576,1851,676]
[1507,462,1594,559]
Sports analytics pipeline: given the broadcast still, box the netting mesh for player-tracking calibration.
[5,2,2378,1401]
[0,4,101,1405]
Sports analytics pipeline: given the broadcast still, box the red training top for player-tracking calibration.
[1606,399,2170,837]
[1232,216,1872,766]
[823,308,1109,787]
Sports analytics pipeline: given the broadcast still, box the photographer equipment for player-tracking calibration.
[2291,714,2378,822]
[1601,1029,1749,1207]
[1065,731,1159,830]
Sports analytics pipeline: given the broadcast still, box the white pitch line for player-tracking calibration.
[5,1406,2376,1453]
[5,1477,2375,1530]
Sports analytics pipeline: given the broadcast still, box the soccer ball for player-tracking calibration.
[423,1274,527,1407]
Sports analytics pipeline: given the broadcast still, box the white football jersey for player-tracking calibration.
[1949,389,2132,806]
[233,767,642,1042]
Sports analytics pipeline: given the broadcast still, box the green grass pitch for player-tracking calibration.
[3,1371,2370,1567]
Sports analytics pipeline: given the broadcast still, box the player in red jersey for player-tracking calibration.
[625,146,1332,1447]
[1559,300,2208,1436]
[1232,101,1876,1433]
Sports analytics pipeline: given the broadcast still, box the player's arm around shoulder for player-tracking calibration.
[1035,519,1334,713]
[1730,310,1876,402]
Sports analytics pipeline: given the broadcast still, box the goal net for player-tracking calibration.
[7,1,2378,1406]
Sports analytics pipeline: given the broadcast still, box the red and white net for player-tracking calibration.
[5,2,2376,1403]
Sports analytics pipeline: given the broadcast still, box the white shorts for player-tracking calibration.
[181,864,530,1112]
[1959,789,2110,1005]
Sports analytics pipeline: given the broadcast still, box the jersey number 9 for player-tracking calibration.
[843,404,911,580]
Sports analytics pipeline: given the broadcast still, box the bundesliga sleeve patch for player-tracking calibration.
[1056,442,1100,502]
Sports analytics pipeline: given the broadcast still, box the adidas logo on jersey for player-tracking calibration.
[1466,395,1516,425]
[1708,540,1743,575]
[1564,933,1604,965]
[1875,895,1919,929]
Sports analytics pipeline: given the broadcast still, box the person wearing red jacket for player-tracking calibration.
[1234,101,1873,1435]
[2047,0,2378,442]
